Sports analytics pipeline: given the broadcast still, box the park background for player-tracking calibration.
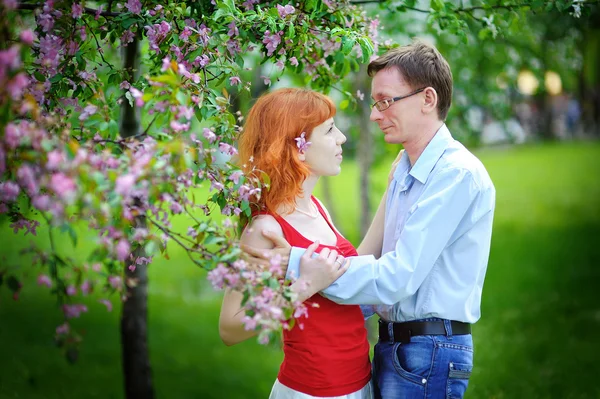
[1,0,600,398]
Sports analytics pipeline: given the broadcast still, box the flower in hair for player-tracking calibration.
[294,132,312,153]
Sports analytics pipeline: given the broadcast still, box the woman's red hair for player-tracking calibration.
[239,88,336,215]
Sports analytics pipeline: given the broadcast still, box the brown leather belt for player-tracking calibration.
[378,319,471,343]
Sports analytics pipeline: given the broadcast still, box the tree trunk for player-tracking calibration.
[357,69,374,239]
[120,37,154,399]
[319,177,338,224]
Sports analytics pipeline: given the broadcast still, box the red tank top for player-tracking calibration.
[269,196,371,396]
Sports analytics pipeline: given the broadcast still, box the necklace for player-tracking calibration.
[295,202,319,218]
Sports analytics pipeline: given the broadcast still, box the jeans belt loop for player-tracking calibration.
[387,322,395,344]
[443,319,453,339]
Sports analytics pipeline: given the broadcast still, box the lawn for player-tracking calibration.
[1,141,599,398]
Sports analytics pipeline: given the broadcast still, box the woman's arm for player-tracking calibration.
[356,188,387,257]
[218,215,282,346]
[357,150,404,257]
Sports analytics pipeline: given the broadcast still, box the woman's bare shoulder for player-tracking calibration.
[241,214,284,247]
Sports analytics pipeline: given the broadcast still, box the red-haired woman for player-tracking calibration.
[219,88,388,399]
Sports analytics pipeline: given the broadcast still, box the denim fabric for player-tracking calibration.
[372,324,473,399]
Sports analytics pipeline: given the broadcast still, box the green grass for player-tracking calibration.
[1,141,599,398]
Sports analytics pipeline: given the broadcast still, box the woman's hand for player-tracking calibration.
[294,241,349,299]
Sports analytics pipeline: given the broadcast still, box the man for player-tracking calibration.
[245,40,495,398]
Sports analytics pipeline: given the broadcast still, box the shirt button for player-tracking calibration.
[422,378,427,384]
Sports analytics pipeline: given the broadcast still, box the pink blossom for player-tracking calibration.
[179,27,193,41]
[98,299,113,312]
[219,142,238,156]
[80,280,92,295]
[37,274,52,288]
[108,275,122,290]
[170,201,183,214]
[289,56,299,66]
[277,4,295,18]
[229,170,243,184]
[0,181,20,202]
[116,239,130,261]
[262,31,282,56]
[207,263,229,290]
[20,30,36,45]
[125,0,142,14]
[50,173,77,202]
[46,150,65,170]
[121,30,135,45]
[17,165,38,196]
[227,21,239,37]
[294,132,312,153]
[229,76,241,86]
[56,322,70,335]
[115,174,135,196]
[120,80,131,90]
[170,120,190,132]
[66,285,77,296]
[261,75,271,86]
[72,3,83,18]
[33,195,51,211]
[194,55,210,68]
[161,57,171,72]
[79,104,98,121]
[242,315,259,330]
[62,304,88,319]
[203,128,217,143]
[0,46,20,71]
[10,218,40,236]
[129,88,144,107]
[4,123,21,149]
[356,90,365,101]
[7,73,29,100]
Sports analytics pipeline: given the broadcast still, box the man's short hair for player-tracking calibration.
[368,40,453,121]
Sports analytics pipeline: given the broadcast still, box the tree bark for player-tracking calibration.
[120,37,154,399]
[357,69,374,239]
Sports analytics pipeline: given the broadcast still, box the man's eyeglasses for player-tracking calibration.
[371,88,426,112]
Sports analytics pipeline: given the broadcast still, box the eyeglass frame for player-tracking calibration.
[371,87,427,112]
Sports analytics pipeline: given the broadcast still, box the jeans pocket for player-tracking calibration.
[392,337,434,386]
[446,362,472,399]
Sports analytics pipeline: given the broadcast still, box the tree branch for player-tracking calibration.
[17,1,122,17]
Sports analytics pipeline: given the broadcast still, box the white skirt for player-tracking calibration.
[268,379,373,399]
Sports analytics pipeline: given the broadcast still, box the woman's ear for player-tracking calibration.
[298,152,306,161]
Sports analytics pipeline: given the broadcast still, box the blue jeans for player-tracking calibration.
[372,319,473,399]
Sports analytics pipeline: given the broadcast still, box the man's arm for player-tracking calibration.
[314,167,492,305]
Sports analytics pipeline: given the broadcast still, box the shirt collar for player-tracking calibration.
[409,124,453,184]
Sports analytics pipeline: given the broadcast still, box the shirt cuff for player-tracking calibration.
[285,247,304,281]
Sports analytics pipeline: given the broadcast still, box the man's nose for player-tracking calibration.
[370,107,382,121]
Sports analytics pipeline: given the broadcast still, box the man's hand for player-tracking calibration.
[296,242,349,295]
[240,230,292,276]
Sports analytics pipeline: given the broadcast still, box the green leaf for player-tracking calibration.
[341,36,355,55]
[339,99,350,110]
[59,223,78,247]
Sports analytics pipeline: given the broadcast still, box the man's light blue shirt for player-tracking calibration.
[286,125,495,323]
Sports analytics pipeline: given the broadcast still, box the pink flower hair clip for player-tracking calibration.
[294,132,312,153]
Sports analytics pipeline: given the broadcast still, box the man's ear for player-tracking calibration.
[422,87,438,115]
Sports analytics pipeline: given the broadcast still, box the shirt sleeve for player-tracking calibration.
[285,247,304,281]
[321,167,482,305]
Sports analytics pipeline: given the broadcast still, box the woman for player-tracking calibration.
[219,88,390,399]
